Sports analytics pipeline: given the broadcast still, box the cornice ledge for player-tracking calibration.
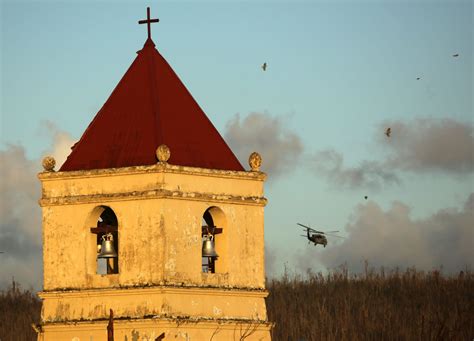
[39,285,268,298]
[39,189,268,207]
[38,163,267,182]
[41,316,273,327]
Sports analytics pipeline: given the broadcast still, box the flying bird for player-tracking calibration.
[364,196,368,200]
[416,77,421,80]
[452,53,459,57]
[385,127,391,137]
[261,62,267,71]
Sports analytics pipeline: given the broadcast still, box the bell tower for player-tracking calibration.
[37,7,272,341]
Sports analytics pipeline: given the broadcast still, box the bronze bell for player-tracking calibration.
[202,235,218,258]
[98,233,118,259]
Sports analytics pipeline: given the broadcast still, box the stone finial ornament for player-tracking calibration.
[42,156,56,172]
[248,152,262,171]
[156,144,171,163]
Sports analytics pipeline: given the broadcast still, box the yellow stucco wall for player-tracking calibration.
[39,319,272,341]
[39,287,268,322]
[37,162,272,340]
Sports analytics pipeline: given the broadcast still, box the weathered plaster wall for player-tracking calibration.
[39,319,272,341]
[41,198,265,290]
[38,163,271,339]
[40,287,268,322]
[40,164,265,202]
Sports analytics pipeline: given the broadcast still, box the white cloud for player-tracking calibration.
[310,117,473,190]
[0,145,42,289]
[42,121,76,168]
[310,149,400,190]
[381,118,473,174]
[224,112,303,179]
[0,123,75,290]
[265,243,278,279]
[295,194,474,274]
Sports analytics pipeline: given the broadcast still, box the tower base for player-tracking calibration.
[37,318,273,341]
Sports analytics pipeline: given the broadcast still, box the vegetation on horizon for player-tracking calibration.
[0,267,472,340]
[267,265,473,340]
[0,280,41,341]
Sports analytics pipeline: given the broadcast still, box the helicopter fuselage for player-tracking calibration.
[307,230,327,247]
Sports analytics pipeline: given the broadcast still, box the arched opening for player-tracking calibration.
[89,206,119,275]
[201,207,227,273]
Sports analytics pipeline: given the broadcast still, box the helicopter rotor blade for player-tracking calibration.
[306,228,324,234]
[297,223,321,234]
[296,223,321,233]
[299,223,341,234]
[324,233,345,238]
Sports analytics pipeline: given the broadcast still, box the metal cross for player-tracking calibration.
[138,7,159,40]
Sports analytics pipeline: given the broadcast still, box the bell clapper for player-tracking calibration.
[202,233,218,273]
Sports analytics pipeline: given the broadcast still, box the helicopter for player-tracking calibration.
[297,223,343,247]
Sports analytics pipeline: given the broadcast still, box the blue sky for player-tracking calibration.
[1,0,472,287]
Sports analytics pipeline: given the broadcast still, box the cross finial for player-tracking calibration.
[138,7,159,40]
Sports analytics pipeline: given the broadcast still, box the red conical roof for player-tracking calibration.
[60,38,243,172]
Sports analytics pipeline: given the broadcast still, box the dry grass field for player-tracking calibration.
[267,266,473,340]
[0,268,472,340]
[0,280,41,341]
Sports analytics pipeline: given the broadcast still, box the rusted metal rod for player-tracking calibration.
[107,309,114,341]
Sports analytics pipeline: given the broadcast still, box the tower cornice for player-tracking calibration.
[39,188,268,207]
[39,163,266,182]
